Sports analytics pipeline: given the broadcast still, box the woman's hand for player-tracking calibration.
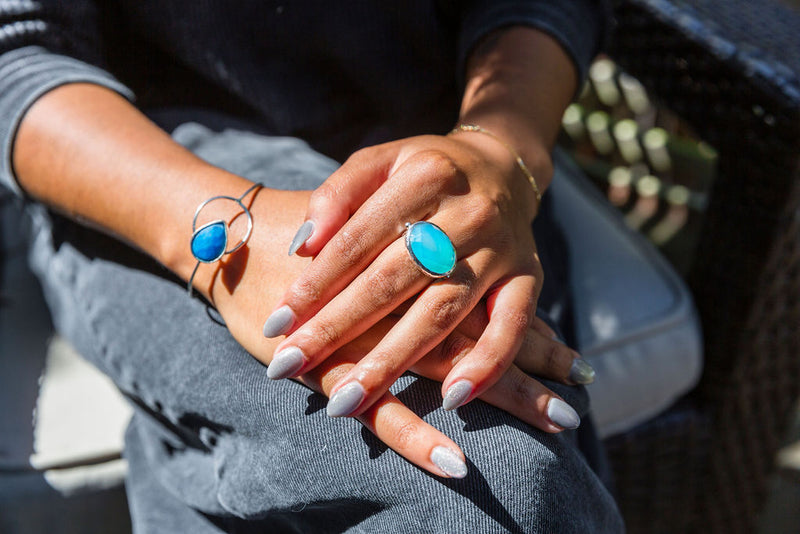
[204,187,589,478]
[261,132,559,418]
[261,25,582,423]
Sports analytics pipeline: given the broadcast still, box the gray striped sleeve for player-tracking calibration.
[0,46,134,195]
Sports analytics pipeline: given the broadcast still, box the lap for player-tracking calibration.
[24,118,622,533]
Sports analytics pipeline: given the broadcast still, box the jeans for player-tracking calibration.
[25,112,623,533]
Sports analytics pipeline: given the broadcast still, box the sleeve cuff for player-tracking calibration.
[0,46,135,196]
[458,0,610,88]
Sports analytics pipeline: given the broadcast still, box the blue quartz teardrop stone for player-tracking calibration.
[406,221,456,276]
[191,221,228,262]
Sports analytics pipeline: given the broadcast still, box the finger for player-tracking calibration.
[299,348,468,479]
[411,333,580,433]
[263,150,455,338]
[440,274,538,411]
[268,237,430,380]
[479,365,581,432]
[357,393,468,479]
[514,328,595,385]
[416,312,594,388]
[291,145,399,257]
[530,315,558,340]
[324,254,492,418]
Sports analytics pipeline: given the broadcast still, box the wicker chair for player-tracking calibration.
[603,0,800,532]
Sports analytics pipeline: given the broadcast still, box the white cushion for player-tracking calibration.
[550,151,703,438]
[32,337,132,476]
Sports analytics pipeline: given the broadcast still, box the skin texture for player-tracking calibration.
[12,26,582,478]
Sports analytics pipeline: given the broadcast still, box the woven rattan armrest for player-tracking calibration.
[605,1,800,532]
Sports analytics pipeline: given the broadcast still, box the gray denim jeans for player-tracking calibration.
[24,112,623,533]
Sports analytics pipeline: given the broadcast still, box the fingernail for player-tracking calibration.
[327,382,365,417]
[267,347,305,380]
[569,358,596,385]
[430,446,468,479]
[263,305,296,338]
[547,398,580,430]
[288,220,315,256]
[442,380,473,411]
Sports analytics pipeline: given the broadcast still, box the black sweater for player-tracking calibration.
[0,0,608,195]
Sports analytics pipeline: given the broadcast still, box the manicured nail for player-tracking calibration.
[263,305,296,338]
[569,358,596,385]
[288,220,315,256]
[547,398,580,430]
[327,382,365,417]
[442,380,473,411]
[267,347,305,380]
[430,446,468,479]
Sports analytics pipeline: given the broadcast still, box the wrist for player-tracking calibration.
[453,117,553,189]
[154,165,259,295]
[448,123,552,221]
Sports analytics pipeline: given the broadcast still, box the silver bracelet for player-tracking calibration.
[187,182,263,296]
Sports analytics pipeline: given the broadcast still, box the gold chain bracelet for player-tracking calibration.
[449,124,542,204]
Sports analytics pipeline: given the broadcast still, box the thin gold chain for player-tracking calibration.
[449,124,542,204]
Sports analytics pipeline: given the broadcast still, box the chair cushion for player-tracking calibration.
[549,150,703,438]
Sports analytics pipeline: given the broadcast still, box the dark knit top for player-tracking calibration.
[0,0,608,194]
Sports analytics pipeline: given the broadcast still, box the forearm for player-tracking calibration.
[12,83,254,294]
[458,26,578,193]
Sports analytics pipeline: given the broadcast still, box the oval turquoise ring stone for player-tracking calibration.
[191,220,228,263]
[405,221,456,277]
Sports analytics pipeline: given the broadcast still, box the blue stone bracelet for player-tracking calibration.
[187,182,263,296]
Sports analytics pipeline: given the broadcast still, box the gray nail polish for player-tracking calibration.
[547,398,580,430]
[442,380,473,411]
[267,347,305,380]
[327,382,365,417]
[288,220,315,256]
[263,305,296,338]
[430,446,468,479]
[569,358,596,385]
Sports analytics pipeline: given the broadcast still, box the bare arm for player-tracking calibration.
[10,78,587,478]
[13,83,251,294]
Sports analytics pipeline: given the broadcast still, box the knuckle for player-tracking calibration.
[290,276,324,305]
[543,342,568,372]
[496,308,531,337]
[390,420,421,450]
[330,228,368,265]
[407,150,461,189]
[423,293,468,331]
[338,148,373,177]
[481,351,509,379]
[364,267,400,306]
[312,318,342,348]
[309,182,337,208]
[469,195,502,227]
[440,335,474,365]
[508,371,534,405]
[348,146,373,165]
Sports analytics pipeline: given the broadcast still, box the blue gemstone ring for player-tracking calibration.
[187,182,263,296]
[404,221,457,278]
